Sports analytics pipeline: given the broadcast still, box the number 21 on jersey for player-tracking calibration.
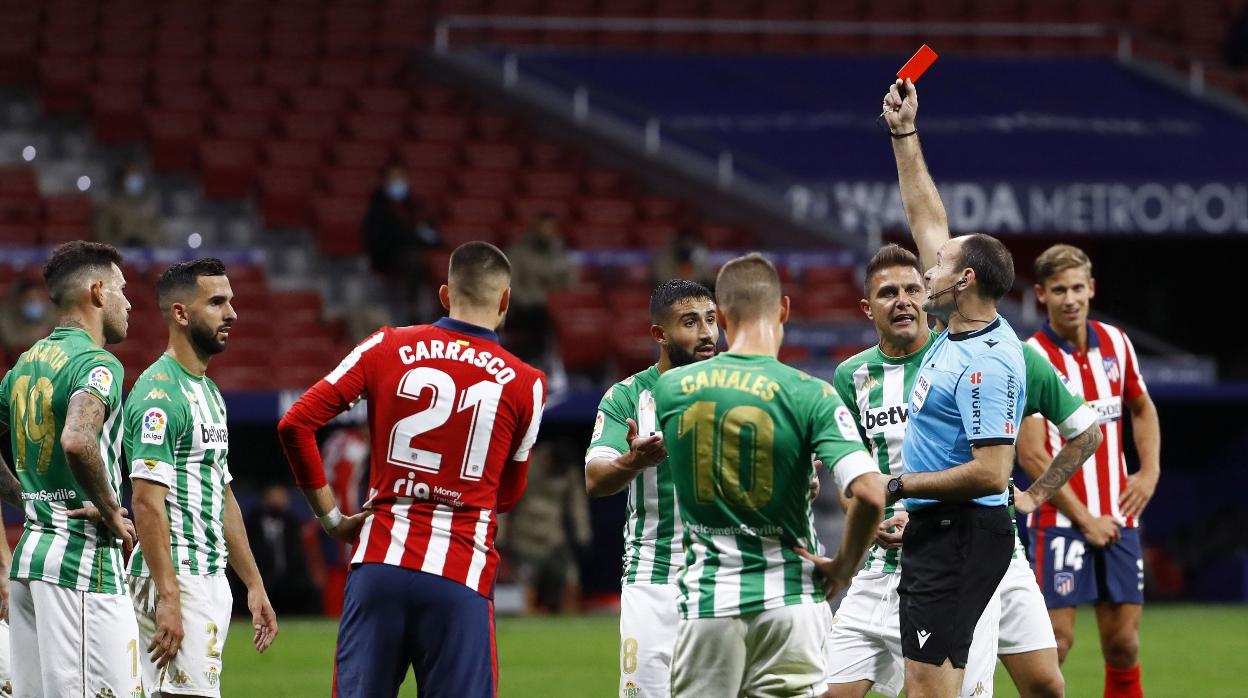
[678,401,776,510]
[388,367,503,482]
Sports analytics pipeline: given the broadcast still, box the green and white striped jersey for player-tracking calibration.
[125,353,234,577]
[586,366,683,586]
[655,354,877,619]
[0,327,127,594]
[834,330,1096,568]
[832,333,936,574]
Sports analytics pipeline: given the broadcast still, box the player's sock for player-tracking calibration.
[1104,663,1142,698]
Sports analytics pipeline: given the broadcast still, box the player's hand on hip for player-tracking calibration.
[247,587,279,653]
[103,508,136,553]
[1118,469,1159,519]
[623,417,666,470]
[1080,515,1121,548]
[875,512,909,549]
[792,546,854,600]
[328,511,370,544]
[150,596,185,669]
[883,78,918,131]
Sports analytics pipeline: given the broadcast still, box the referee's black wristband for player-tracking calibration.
[890,128,918,139]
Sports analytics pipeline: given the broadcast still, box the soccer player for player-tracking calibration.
[0,241,143,696]
[278,241,545,698]
[584,279,718,698]
[654,253,885,698]
[1021,244,1161,698]
[823,245,1103,698]
[124,259,279,696]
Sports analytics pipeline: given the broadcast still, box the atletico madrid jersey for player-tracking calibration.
[309,317,545,597]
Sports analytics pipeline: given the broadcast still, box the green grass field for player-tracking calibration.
[222,605,1244,696]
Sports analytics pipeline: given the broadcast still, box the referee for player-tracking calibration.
[886,232,1026,698]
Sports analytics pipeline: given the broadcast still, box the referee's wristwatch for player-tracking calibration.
[886,475,904,503]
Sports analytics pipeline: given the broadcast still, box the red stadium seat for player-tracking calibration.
[439,223,501,248]
[636,223,678,249]
[413,85,464,113]
[568,223,633,249]
[263,60,315,89]
[269,31,319,60]
[405,169,452,199]
[42,193,93,227]
[0,21,37,85]
[325,26,373,58]
[472,114,518,141]
[212,111,274,142]
[146,110,206,171]
[511,197,571,224]
[330,142,391,170]
[456,170,515,197]
[322,169,378,198]
[463,143,522,170]
[154,85,213,112]
[760,0,811,19]
[583,169,634,195]
[207,58,261,88]
[311,197,369,256]
[219,85,283,113]
[578,197,637,225]
[637,194,685,221]
[213,30,265,59]
[810,0,865,20]
[90,83,146,143]
[0,224,38,246]
[355,87,410,114]
[264,141,326,168]
[258,167,318,228]
[551,307,614,371]
[212,3,268,31]
[280,113,341,140]
[446,197,507,225]
[288,86,349,114]
[410,114,471,143]
[344,113,405,142]
[199,140,258,199]
[520,170,580,197]
[802,265,856,288]
[96,56,150,85]
[0,166,38,200]
[398,142,461,170]
[318,59,371,88]
[42,28,95,57]
[39,56,93,114]
[527,142,579,168]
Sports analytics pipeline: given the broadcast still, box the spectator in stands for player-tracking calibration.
[506,211,577,365]
[651,226,712,287]
[363,161,441,321]
[93,161,163,248]
[501,442,591,614]
[244,484,319,614]
[1227,3,1248,67]
[0,276,54,362]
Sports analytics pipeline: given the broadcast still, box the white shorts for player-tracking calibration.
[824,571,999,698]
[0,619,11,696]
[619,583,680,698]
[130,574,233,697]
[672,602,832,698]
[997,556,1057,655]
[10,578,144,698]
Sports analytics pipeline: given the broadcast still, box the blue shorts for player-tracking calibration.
[1029,526,1143,608]
[334,563,497,698]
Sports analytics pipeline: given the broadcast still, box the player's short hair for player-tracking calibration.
[448,241,511,307]
[42,241,123,307]
[957,234,1015,301]
[157,258,227,311]
[715,252,781,322]
[1034,244,1092,286]
[863,244,922,296]
[649,279,713,323]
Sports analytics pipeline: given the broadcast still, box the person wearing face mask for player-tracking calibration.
[505,211,577,366]
[363,162,441,321]
[94,162,164,248]
[0,278,55,363]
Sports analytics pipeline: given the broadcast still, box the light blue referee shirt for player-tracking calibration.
[901,315,1026,510]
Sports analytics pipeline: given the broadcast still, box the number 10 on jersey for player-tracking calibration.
[678,401,776,510]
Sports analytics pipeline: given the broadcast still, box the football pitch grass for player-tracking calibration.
[223,604,1244,696]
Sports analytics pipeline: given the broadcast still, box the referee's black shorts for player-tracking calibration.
[897,502,1013,668]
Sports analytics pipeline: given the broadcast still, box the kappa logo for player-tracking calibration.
[916,629,932,648]
[971,681,987,696]
[145,388,168,400]
[969,371,983,385]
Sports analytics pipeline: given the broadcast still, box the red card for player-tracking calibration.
[897,44,939,83]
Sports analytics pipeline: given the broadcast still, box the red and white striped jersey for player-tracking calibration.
[280,317,545,597]
[1026,320,1146,529]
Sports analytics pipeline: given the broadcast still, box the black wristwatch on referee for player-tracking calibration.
[887,475,904,503]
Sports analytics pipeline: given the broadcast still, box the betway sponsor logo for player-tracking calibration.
[686,523,784,537]
[196,423,228,450]
[1089,397,1122,424]
[22,488,77,502]
[863,405,907,431]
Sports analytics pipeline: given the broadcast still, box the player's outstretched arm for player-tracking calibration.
[223,484,278,653]
[61,392,133,549]
[585,418,667,497]
[884,78,949,273]
[892,443,1014,503]
[132,479,185,668]
[1015,422,1102,515]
